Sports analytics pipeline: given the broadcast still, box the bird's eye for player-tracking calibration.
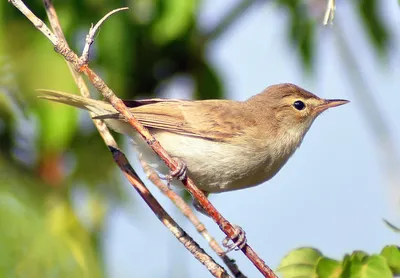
[293,100,305,111]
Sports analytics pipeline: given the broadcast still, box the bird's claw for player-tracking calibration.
[222,225,247,254]
[162,157,187,187]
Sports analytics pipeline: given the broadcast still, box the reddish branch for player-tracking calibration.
[110,147,230,278]
[24,0,230,276]
[8,1,278,277]
[77,52,277,278]
[140,158,247,278]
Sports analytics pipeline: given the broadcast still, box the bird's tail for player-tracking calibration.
[37,89,117,116]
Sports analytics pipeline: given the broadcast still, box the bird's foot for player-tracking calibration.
[162,157,187,187]
[222,225,247,254]
[192,194,246,253]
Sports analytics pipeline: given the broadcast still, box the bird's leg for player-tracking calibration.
[169,157,188,181]
[222,225,247,254]
[192,193,247,254]
[162,157,187,187]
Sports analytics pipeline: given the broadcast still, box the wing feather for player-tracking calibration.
[96,98,250,141]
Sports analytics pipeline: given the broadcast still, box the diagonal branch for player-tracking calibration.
[9,1,278,277]
[323,0,336,25]
[140,158,247,278]
[80,7,129,64]
[38,1,231,277]
[110,147,230,278]
[42,0,117,148]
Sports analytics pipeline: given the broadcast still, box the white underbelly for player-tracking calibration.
[103,119,293,193]
[131,131,284,193]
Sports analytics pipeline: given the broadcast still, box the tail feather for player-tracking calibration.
[37,89,116,116]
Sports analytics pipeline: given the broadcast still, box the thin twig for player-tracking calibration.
[80,7,129,64]
[140,158,247,278]
[110,147,231,278]
[323,0,335,25]
[75,64,275,278]
[42,0,117,148]
[44,1,241,273]
[39,1,230,277]
[9,0,58,44]
[9,1,277,277]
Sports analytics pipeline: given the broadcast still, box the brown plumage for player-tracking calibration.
[38,83,348,193]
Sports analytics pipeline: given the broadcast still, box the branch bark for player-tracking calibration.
[9,1,278,277]
[32,0,229,277]
[140,158,247,278]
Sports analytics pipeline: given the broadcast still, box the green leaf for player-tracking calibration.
[152,0,197,45]
[194,62,224,100]
[70,132,115,185]
[317,258,342,278]
[380,245,400,275]
[97,16,130,94]
[0,162,103,278]
[356,0,389,56]
[275,0,315,71]
[350,250,369,261]
[277,247,322,278]
[341,255,392,278]
[38,100,78,152]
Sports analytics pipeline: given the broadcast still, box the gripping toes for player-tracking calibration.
[222,225,247,254]
[162,157,188,186]
[169,157,187,181]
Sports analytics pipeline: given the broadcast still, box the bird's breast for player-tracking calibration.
[130,128,301,193]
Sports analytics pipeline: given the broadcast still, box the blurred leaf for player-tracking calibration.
[131,0,157,24]
[0,92,14,157]
[97,15,131,95]
[152,0,196,45]
[316,257,342,278]
[0,158,103,278]
[350,250,369,261]
[194,62,223,100]
[289,16,314,71]
[37,101,78,152]
[277,247,322,277]
[383,218,400,233]
[341,255,392,278]
[356,0,389,56]
[70,132,115,185]
[3,21,79,152]
[276,0,315,70]
[380,245,400,275]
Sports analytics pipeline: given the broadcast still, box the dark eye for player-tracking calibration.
[293,100,305,110]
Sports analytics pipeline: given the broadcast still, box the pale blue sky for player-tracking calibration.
[104,1,400,277]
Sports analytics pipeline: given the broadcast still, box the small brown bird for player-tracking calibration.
[39,83,348,196]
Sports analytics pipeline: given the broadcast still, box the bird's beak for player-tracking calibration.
[315,99,349,114]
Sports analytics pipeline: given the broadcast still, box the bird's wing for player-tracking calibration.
[96,99,249,142]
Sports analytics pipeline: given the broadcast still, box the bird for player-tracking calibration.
[38,83,348,198]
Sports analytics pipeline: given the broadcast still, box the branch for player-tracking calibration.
[9,1,278,277]
[140,158,247,278]
[110,147,230,278]
[38,1,230,277]
[80,7,129,64]
[323,0,336,25]
[42,0,117,148]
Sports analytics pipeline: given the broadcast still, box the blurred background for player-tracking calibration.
[0,0,399,277]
